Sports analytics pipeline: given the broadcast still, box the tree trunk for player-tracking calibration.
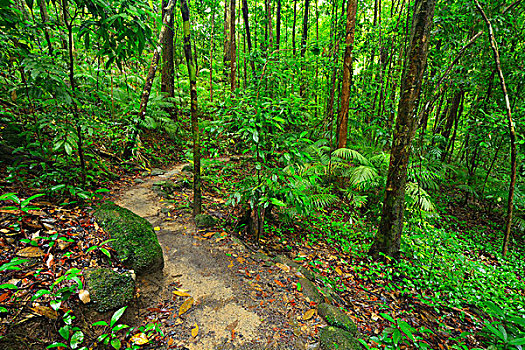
[230,0,236,92]
[276,0,281,52]
[36,0,53,55]
[336,0,357,149]
[180,0,201,216]
[292,0,297,55]
[299,0,310,97]
[474,0,517,257]
[369,0,435,259]
[209,12,215,102]
[161,0,175,100]
[123,0,175,159]
[241,0,255,72]
[223,0,232,79]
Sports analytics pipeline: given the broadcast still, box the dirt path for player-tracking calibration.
[113,163,320,350]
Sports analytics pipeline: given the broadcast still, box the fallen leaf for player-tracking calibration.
[78,290,90,304]
[173,290,191,297]
[154,227,161,231]
[191,323,199,338]
[0,293,10,302]
[275,279,285,288]
[275,263,290,272]
[179,297,194,316]
[335,266,343,276]
[167,338,174,346]
[226,319,239,332]
[303,309,316,320]
[30,305,58,319]
[203,232,215,238]
[17,246,44,258]
[130,333,149,345]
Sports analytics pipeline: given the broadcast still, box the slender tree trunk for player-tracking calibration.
[276,0,281,52]
[161,0,175,100]
[230,0,236,91]
[224,0,232,79]
[475,0,517,257]
[209,12,215,102]
[180,0,201,216]
[241,0,255,72]
[292,0,297,55]
[36,0,53,55]
[124,1,175,159]
[369,0,436,259]
[299,0,310,97]
[336,0,357,149]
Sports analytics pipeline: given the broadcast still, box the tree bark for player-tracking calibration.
[161,0,175,100]
[36,0,53,55]
[209,12,215,102]
[292,0,297,55]
[180,0,201,216]
[224,0,232,79]
[369,0,436,259]
[299,0,310,97]
[230,0,236,92]
[241,0,255,72]
[336,0,357,149]
[276,0,281,52]
[474,0,517,257]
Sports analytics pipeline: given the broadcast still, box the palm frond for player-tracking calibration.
[332,148,371,166]
[348,165,380,189]
[406,182,436,212]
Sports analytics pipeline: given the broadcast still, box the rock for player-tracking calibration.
[319,326,360,350]
[274,254,301,269]
[134,178,145,184]
[252,251,272,262]
[151,168,165,176]
[194,214,216,228]
[93,202,164,274]
[298,266,315,281]
[318,303,357,335]
[299,277,322,304]
[85,268,135,313]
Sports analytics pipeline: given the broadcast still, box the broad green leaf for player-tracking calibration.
[110,306,127,327]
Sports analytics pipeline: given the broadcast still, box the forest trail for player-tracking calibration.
[112,161,316,350]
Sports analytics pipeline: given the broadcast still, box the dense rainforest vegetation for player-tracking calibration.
[0,0,524,348]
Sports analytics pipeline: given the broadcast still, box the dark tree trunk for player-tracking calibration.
[224,0,232,79]
[241,0,255,72]
[230,0,236,92]
[369,0,436,259]
[292,0,297,55]
[180,0,201,216]
[336,0,357,149]
[299,0,310,97]
[161,0,175,100]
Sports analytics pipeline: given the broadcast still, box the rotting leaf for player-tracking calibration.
[30,305,58,319]
[179,297,194,316]
[130,333,149,345]
[17,246,44,258]
[303,309,316,320]
[275,263,290,272]
[226,319,239,332]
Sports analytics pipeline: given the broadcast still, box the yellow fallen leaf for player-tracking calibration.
[173,290,191,297]
[154,227,161,231]
[203,232,215,238]
[131,333,149,345]
[17,246,45,258]
[275,262,290,272]
[335,266,343,276]
[191,323,199,338]
[179,297,194,316]
[30,305,58,319]
[303,309,316,321]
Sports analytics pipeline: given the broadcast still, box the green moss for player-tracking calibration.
[85,268,135,313]
[320,326,360,350]
[299,277,322,304]
[93,202,164,274]
[318,303,357,334]
[195,214,216,228]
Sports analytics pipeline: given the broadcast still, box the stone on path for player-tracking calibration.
[318,303,357,335]
[85,268,135,313]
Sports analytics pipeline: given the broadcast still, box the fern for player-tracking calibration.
[347,165,380,190]
[406,182,436,212]
[332,148,371,166]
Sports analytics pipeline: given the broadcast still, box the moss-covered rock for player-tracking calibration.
[299,277,322,304]
[318,303,357,334]
[85,268,135,313]
[93,202,164,274]
[320,326,360,350]
[195,214,216,228]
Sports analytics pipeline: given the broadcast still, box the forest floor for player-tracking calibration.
[1,154,518,350]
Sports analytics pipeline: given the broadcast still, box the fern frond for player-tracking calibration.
[332,148,371,166]
[405,182,436,212]
[348,165,379,189]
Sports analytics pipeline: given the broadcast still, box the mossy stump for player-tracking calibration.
[318,303,357,334]
[85,268,135,313]
[93,202,164,274]
[320,326,360,350]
